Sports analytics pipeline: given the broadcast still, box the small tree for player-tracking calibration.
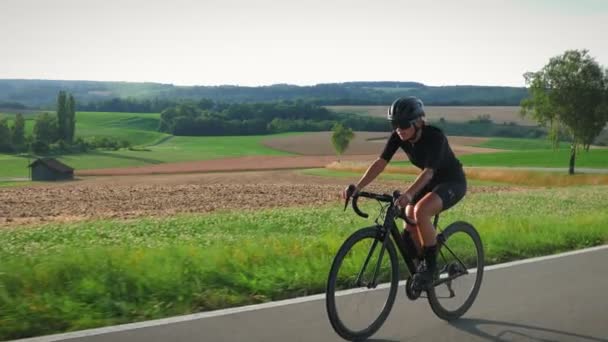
[11,113,26,151]
[331,123,355,161]
[521,49,608,174]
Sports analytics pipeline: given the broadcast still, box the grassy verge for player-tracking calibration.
[1,186,607,339]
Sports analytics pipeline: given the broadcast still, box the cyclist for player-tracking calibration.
[341,96,467,289]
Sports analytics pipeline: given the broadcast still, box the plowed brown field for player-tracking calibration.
[1,170,522,227]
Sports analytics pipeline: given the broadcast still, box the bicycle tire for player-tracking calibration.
[326,226,399,341]
[427,221,484,321]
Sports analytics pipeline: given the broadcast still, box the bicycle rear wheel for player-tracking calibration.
[427,221,484,321]
[326,226,399,341]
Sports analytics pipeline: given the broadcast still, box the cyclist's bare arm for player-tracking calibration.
[341,158,387,199]
[356,158,388,190]
[399,167,434,205]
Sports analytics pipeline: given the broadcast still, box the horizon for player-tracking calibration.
[0,77,528,88]
[1,0,607,87]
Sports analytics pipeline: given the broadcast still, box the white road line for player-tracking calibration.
[13,244,608,342]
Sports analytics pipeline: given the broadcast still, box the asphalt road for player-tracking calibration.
[17,246,608,342]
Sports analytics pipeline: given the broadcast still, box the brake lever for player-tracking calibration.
[344,184,357,211]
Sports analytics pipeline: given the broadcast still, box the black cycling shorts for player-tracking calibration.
[411,180,467,211]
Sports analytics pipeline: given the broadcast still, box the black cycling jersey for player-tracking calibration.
[380,125,465,183]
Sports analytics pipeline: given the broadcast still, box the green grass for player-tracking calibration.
[54,135,293,170]
[0,181,32,188]
[1,186,607,339]
[459,148,608,168]
[148,135,293,159]
[477,137,571,150]
[386,148,608,169]
[73,112,165,146]
[0,154,32,178]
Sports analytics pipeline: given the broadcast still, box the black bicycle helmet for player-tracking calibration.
[387,96,425,126]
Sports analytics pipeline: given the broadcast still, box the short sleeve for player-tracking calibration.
[380,132,401,162]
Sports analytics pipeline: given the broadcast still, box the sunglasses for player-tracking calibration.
[391,120,416,130]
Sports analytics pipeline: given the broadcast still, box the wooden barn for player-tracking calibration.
[28,158,74,181]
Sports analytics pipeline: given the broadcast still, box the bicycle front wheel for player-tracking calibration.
[326,226,399,341]
[427,221,484,321]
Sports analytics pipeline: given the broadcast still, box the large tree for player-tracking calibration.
[521,50,608,174]
[331,123,355,161]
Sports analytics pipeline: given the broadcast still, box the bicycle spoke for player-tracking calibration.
[356,238,379,287]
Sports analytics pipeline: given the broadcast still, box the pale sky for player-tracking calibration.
[1,0,607,87]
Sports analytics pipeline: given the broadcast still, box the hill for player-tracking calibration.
[0,79,528,108]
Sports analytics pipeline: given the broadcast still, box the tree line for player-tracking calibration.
[158,100,394,136]
[78,97,180,113]
[0,79,529,109]
[157,99,549,139]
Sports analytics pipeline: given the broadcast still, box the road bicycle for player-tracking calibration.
[326,185,484,341]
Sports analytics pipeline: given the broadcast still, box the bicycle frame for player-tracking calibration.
[348,190,465,289]
[353,203,418,288]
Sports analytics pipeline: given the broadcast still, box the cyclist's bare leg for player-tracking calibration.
[411,193,444,286]
[413,193,443,247]
[404,204,422,256]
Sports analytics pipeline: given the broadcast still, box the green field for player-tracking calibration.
[2,112,606,179]
[56,135,293,170]
[387,145,608,169]
[476,138,571,150]
[1,185,607,339]
[0,135,295,177]
[0,111,302,177]
[72,112,166,146]
[459,148,608,168]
